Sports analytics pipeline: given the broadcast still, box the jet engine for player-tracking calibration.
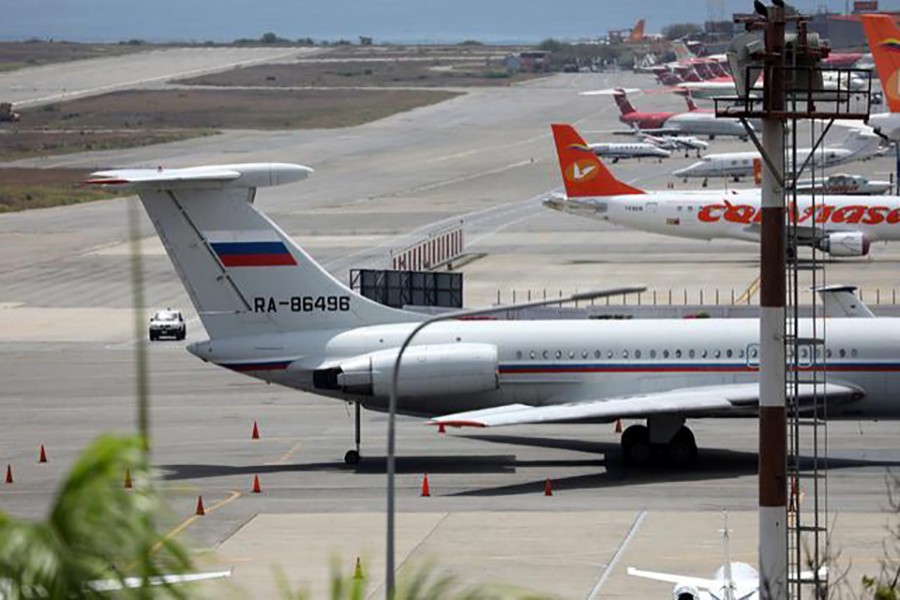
[818,231,870,257]
[673,585,704,600]
[313,343,499,397]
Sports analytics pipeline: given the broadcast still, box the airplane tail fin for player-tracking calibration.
[656,70,684,86]
[861,14,900,113]
[839,127,882,158]
[629,19,646,43]
[551,124,644,197]
[86,164,415,340]
[676,88,699,111]
[612,88,637,115]
[815,285,875,318]
[672,40,695,61]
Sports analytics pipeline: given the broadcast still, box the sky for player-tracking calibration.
[4,0,897,44]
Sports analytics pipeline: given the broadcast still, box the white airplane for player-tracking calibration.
[627,512,826,599]
[861,14,900,142]
[664,109,750,140]
[672,128,882,182]
[628,513,758,600]
[792,173,893,196]
[87,162,900,468]
[546,123,900,257]
[587,140,671,162]
[631,127,709,157]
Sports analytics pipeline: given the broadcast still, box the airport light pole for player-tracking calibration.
[385,285,645,599]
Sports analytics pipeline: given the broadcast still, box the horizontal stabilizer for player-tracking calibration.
[85,163,313,190]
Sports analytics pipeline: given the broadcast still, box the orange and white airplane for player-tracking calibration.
[861,14,900,141]
[545,123,900,257]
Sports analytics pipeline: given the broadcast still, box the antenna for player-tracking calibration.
[719,510,737,600]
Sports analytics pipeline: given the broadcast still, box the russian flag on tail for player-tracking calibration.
[207,230,297,267]
[211,241,296,267]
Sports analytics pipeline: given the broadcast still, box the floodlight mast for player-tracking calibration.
[728,6,791,598]
[757,8,788,599]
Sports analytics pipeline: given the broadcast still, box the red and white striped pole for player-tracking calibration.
[758,6,788,598]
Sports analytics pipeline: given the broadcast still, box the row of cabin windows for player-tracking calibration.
[513,347,859,361]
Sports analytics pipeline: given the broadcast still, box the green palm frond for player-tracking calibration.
[0,435,192,599]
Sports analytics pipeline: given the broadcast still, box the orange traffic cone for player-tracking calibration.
[353,557,364,580]
[251,421,260,440]
[420,473,431,497]
[195,495,206,516]
[123,469,133,489]
[614,419,622,434]
[251,474,261,493]
[544,477,553,496]
[437,423,446,435]
[5,464,12,484]
[39,444,47,463]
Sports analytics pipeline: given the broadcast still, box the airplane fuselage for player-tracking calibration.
[188,317,900,420]
[551,190,900,245]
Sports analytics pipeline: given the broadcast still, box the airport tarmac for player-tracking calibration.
[2,53,900,597]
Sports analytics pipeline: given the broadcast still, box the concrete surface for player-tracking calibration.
[1,53,900,598]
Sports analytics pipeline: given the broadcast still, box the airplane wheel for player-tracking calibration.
[344,450,361,465]
[666,426,697,466]
[621,425,652,467]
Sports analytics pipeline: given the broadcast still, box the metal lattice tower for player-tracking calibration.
[716,7,871,598]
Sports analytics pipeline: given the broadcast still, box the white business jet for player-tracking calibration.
[588,139,671,162]
[672,127,882,182]
[87,163,900,467]
[546,123,900,257]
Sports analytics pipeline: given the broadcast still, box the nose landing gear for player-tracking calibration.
[344,401,362,465]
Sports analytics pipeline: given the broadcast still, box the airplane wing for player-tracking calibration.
[627,566,722,590]
[430,382,862,427]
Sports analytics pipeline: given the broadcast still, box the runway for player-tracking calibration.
[2,51,900,597]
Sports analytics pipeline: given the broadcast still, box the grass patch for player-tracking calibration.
[179,58,537,88]
[0,169,122,213]
[0,130,211,162]
[0,41,145,72]
[16,88,461,130]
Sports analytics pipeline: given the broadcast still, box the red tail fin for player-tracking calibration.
[551,124,644,198]
[612,89,636,115]
[676,88,699,111]
[861,14,900,113]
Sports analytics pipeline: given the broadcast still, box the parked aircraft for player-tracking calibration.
[792,173,892,196]
[630,126,709,156]
[672,128,882,182]
[861,14,900,142]
[547,123,900,257]
[593,88,750,138]
[88,161,900,469]
[628,513,758,600]
[602,88,676,129]
[628,512,827,599]
[586,139,671,162]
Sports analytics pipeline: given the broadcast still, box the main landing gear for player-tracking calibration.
[344,401,362,465]
[620,415,698,467]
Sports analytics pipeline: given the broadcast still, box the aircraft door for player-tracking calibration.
[746,343,760,368]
